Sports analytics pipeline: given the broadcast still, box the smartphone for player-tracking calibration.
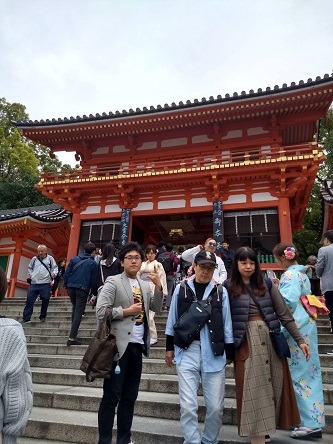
[266,269,275,280]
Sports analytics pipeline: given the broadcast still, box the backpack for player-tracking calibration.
[158,251,172,273]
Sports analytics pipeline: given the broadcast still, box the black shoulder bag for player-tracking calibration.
[36,256,53,278]
[247,285,291,358]
[72,258,90,273]
[173,282,213,349]
[80,306,118,382]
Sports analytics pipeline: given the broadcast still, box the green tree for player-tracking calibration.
[293,107,333,263]
[318,107,333,180]
[0,98,74,210]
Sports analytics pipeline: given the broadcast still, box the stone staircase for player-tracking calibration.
[1,297,333,444]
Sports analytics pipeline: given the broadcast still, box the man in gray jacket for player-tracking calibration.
[316,230,333,334]
[21,244,58,323]
[96,241,163,444]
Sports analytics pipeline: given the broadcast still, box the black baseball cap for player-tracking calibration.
[194,250,217,266]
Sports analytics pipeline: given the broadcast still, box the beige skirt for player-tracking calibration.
[234,319,300,437]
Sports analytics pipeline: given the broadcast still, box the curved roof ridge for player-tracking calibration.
[14,73,333,128]
[0,204,70,222]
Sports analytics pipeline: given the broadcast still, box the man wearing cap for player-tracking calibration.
[165,250,234,444]
[181,237,227,284]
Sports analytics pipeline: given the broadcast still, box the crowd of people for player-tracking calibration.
[2,232,332,443]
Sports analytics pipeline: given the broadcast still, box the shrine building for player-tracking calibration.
[2,74,333,296]
[0,205,70,297]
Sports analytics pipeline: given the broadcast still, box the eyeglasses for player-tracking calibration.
[124,255,141,261]
[208,242,217,247]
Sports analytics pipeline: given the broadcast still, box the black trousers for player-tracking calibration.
[67,287,88,338]
[98,342,143,444]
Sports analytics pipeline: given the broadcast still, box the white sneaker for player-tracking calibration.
[327,350,333,355]
[150,338,158,345]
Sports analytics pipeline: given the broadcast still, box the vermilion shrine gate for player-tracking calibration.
[1,74,333,296]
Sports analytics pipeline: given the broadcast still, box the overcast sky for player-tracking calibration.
[1,0,333,166]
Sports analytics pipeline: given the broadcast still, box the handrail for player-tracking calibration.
[40,142,318,183]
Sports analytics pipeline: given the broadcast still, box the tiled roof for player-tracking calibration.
[14,73,333,128]
[0,204,70,222]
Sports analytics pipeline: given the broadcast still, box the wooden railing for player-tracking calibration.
[40,142,318,183]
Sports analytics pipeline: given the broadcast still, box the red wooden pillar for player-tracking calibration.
[278,197,293,243]
[66,212,81,261]
[8,237,24,297]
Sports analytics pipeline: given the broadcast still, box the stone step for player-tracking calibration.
[23,327,97,335]
[21,320,98,328]
[25,335,92,345]
[27,354,333,386]
[1,307,76,314]
[18,440,74,444]
[19,323,333,337]
[3,299,71,306]
[24,330,333,344]
[25,341,333,358]
[21,406,333,444]
[32,383,239,423]
[31,368,333,404]
[24,334,166,347]
[32,382,333,432]
[18,439,74,444]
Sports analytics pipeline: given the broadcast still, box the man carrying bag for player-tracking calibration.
[165,250,234,444]
[96,241,163,444]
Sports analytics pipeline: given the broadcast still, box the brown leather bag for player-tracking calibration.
[80,306,118,382]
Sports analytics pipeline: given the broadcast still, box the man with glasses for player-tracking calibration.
[165,250,234,444]
[181,237,227,284]
[96,241,163,444]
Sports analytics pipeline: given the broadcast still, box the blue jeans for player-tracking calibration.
[23,283,51,321]
[98,342,143,444]
[176,341,226,444]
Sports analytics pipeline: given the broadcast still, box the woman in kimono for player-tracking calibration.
[138,244,168,344]
[273,242,325,439]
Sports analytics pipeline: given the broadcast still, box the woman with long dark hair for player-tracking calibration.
[226,246,310,444]
[273,242,325,439]
[51,258,66,297]
[91,243,123,308]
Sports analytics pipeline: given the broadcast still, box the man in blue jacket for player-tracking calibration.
[64,242,98,346]
[165,250,234,444]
